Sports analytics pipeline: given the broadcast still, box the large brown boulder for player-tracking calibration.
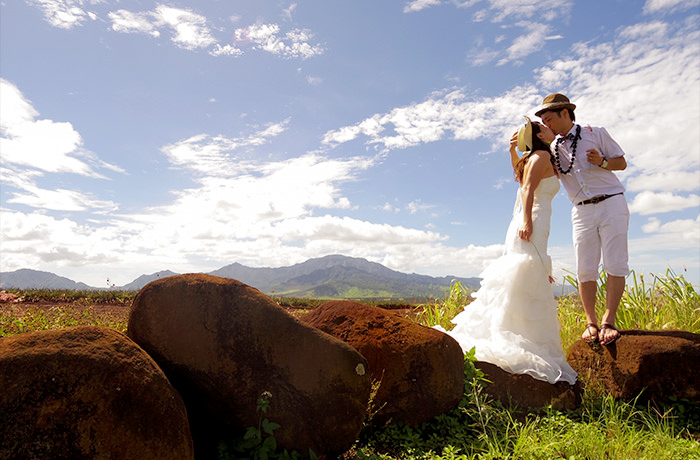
[0,326,194,460]
[567,329,700,402]
[475,361,582,411]
[127,274,370,459]
[302,300,464,426]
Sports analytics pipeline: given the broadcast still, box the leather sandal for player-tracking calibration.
[599,323,621,346]
[582,323,599,343]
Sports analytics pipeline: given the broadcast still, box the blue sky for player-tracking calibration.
[1,0,699,288]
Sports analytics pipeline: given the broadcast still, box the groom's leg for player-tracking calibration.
[572,206,601,332]
[579,280,598,325]
[601,275,624,326]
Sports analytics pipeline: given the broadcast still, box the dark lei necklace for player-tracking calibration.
[554,124,581,175]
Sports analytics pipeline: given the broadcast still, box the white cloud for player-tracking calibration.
[162,121,290,176]
[321,86,541,151]
[283,3,297,21]
[6,2,700,286]
[27,0,97,29]
[234,23,324,59]
[324,17,699,204]
[0,79,118,177]
[153,5,216,50]
[453,0,572,23]
[1,167,117,212]
[209,44,244,57]
[404,0,443,13]
[7,186,118,213]
[30,2,324,60]
[499,23,549,64]
[305,75,323,85]
[108,9,160,37]
[644,0,700,15]
[109,5,216,50]
[626,171,700,193]
[457,1,573,65]
[536,18,700,185]
[0,208,124,271]
[629,191,700,215]
[641,215,700,237]
[0,80,123,215]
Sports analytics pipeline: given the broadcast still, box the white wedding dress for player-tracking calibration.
[442,176,576,384]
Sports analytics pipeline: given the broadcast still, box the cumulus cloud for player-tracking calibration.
[6,185,118,213]
[404,0,443,13]
[0,80,122,212]
[629,191,700,215]
[323,18,699,199]
[0,208,124,269]
[209,44,244,57]
[108,9,160,37]
[106,6,323,58]
[641,215,700,243]
[7,1,699,285]
[0,79,120,177]
[537,19,700,193]
[321,86,541,151]
[26,0,98,29]
[161,121,290,176]
[109,5,216,50]
[233,23,324,59]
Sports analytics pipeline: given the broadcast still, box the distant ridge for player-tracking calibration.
[0,255,481,300]
[210,255,481,299]
[0,269,92,291]
[119,270,180,291]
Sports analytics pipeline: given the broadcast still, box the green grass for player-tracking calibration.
[354,270,700,459]
[0,290,132,336]
[2,288,137,304]
[1,270,698,459]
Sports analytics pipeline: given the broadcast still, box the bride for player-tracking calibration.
[440,116,577,385]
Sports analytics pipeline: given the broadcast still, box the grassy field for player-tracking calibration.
[1,269,699,459]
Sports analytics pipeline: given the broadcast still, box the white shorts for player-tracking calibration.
[571,194,630,282]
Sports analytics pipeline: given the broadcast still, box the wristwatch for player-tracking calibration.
[599,157,608,169]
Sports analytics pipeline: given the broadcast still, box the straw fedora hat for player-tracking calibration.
[517,116,533,152]
[535,93,576,117]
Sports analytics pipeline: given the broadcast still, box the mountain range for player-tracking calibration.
[0,255,482,300]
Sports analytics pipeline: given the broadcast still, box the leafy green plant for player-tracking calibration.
[353,350,493,459]
[218,391,317,460]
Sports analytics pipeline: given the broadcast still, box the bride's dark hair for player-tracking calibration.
[514,123,554,183]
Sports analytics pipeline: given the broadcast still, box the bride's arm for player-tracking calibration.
[518,151,549,242]
[509,131,520,172]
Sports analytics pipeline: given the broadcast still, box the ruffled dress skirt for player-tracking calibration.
[441,176,576,384]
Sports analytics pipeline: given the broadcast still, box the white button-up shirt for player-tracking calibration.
[555,124,626,204]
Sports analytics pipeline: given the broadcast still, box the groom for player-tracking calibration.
[535,93,630,346]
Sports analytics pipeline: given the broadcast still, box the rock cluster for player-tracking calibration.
[2,274,697,459]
